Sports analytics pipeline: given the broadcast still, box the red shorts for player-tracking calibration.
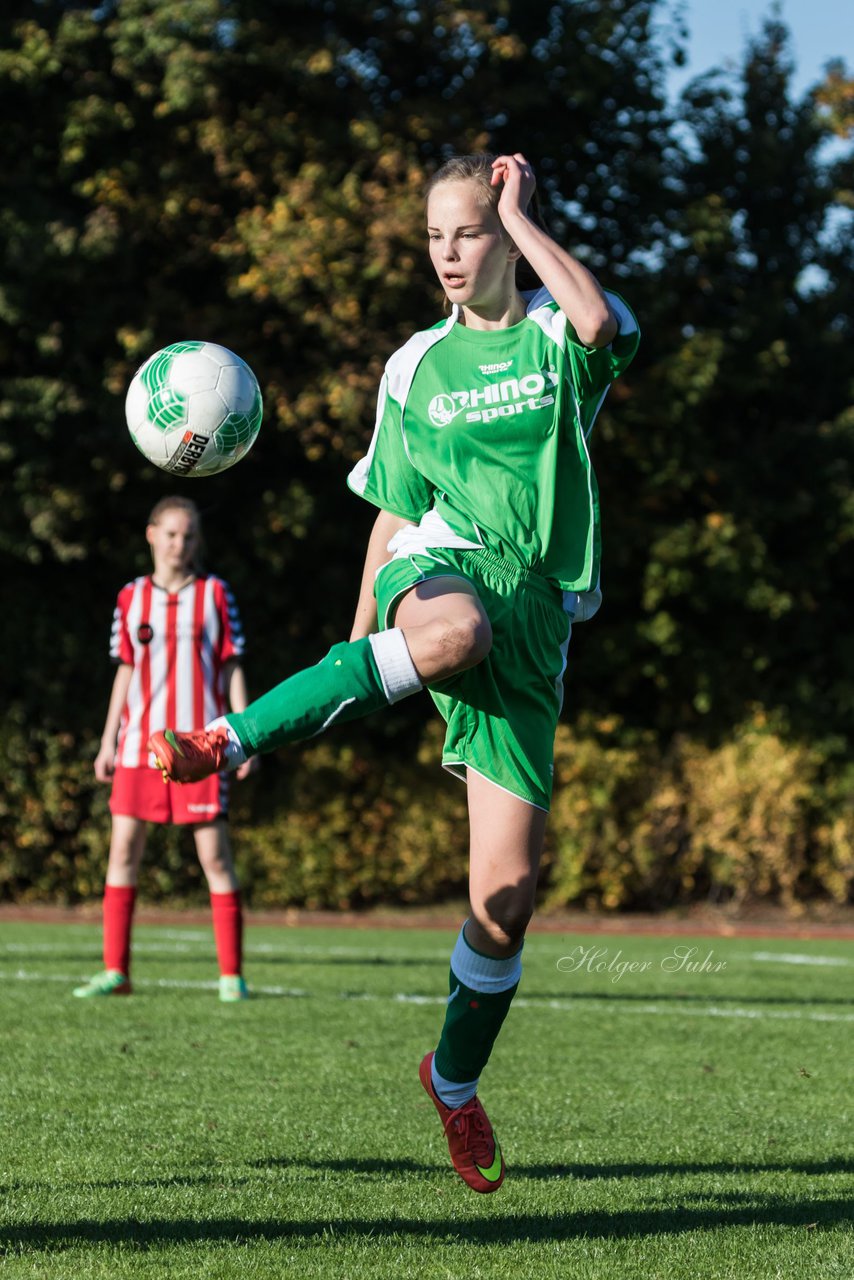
[109,766,229,825]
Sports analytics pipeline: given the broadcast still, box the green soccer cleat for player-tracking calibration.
[219,975,249,1002]
[73,969,132,998]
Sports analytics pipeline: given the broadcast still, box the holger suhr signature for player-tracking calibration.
[557,944,727,984]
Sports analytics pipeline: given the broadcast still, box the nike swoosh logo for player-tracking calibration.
[475,1138,503,1183]
[447,984,460,1005]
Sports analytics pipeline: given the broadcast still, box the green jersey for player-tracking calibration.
[348,287,639,597]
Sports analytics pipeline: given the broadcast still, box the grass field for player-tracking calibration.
[0,919,851,1279]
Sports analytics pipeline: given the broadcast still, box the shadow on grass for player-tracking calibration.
[249,1154,854,1180]
[4,1197,851,1250]
[6,1154,849,1203]
[0,1174,254,1197]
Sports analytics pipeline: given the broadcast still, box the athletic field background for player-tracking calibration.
[5,4,854,921]
[2,919,851,1279]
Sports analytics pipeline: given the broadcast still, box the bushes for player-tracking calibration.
[233,727,470,909]
[546,716,854,911]
[0,720,472,908]
[0,723,110,903]
[1,717,852,911]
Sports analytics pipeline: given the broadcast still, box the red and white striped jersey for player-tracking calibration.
[110,575,245,768]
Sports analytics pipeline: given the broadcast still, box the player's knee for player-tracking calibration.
[198,849,232,880]
[107,845,138,878]
[473,896,533,950]
[201,856,227,880]
[441,610,492,670]
[195,832,233,879]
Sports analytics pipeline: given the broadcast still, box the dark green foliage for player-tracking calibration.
[1,2,852,907]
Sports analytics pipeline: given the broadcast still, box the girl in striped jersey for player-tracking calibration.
[74,496,257,1001]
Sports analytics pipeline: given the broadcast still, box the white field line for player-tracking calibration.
[746,951,852,967]
[152,933,458,958]
[3,967,853,1022]
[6,939,852,967]
[0,940,454,961]
[2,969,311,999]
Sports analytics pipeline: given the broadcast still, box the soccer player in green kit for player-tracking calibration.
[150,151,640,1193]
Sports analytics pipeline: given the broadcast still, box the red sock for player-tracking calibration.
[103,884,136,976]
[210,890,243,977]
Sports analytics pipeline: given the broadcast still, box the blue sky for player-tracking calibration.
[666,0,852,96]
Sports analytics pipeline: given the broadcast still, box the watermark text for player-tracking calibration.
[556,944,727,984]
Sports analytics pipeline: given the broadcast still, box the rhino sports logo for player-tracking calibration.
[427,370,559,428]
[427,394,461,428]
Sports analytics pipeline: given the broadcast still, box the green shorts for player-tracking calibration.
[374,547,574,811]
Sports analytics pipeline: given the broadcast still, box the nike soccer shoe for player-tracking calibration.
[219,975,249,1002]
[419,1051,506,1193]
[73,970,132,998]
[148,727,230,783]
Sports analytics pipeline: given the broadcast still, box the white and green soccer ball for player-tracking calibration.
[126,341,263,477]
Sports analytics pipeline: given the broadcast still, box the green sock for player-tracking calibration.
[433,924,523,1084]
[227,634,420,755]
[434,978,520,1083]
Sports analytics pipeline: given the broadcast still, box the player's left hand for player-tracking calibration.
[235,755,260,781]
[490,153,536,222]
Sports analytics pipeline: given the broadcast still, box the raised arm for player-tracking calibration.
[491,153,618,349]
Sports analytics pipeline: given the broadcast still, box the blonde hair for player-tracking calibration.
[425,153,546,293]
[426,153,502,214]
[147,495,201,527]
[147,495,204,572]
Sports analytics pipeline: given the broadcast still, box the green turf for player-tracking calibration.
[0,920,851,1278]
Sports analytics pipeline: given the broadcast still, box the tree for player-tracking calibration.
[0,0,674,730]
[3,2,852,906]
[579,16,854,746]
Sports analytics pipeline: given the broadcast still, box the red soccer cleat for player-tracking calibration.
[419,1051,506,1193]
[148,727,230,783]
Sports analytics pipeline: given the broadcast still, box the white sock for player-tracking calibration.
[368,628,423,704]
[451,923,523,993]
[431,1059,479,1109]
[205,716,247,770]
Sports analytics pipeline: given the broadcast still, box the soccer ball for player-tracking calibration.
[126,341,263,477]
